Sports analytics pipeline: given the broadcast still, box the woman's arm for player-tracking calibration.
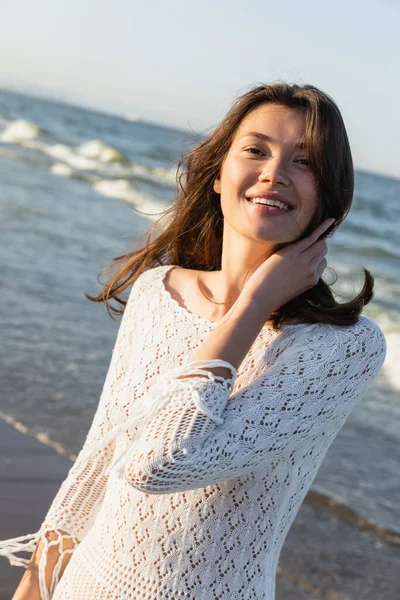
[1,271,150,599]
[120,317,385,494]
[12,530,76,600]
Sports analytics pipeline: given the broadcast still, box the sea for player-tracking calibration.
[0,88,399,538]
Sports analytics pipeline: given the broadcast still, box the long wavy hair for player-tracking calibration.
[87,82,373,329]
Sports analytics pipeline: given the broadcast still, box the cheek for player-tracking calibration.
[299,176,319,214]
[220,156,254,193]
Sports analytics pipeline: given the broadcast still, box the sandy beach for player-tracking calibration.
[0,419,72,598]
[0,418,398,600]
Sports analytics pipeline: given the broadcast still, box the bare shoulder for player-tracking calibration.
[163,266,199,305]
[163,266,224,322]
[165,265,193,289]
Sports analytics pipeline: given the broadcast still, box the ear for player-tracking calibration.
[213,177,221,194]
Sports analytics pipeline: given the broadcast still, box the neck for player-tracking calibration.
[218,228,276,301]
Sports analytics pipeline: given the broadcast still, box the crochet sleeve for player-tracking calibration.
[0,274,144,599]
[120,319,386,495]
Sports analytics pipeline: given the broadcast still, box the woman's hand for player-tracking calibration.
[242,218,335,315]
[11,530,76,600]
[190,217,335,381]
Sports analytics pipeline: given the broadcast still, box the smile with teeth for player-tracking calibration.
[247,197,290,211]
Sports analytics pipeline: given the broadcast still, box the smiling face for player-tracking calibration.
[213,103,319,247]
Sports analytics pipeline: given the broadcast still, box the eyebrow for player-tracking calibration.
[240,132,306,150]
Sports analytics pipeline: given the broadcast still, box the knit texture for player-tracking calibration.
[0,264,386,599]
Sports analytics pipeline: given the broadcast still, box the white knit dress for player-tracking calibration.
[0,264,386,600]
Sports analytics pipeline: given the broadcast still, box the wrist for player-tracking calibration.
[220,293,274,329]
[189,293,275,377]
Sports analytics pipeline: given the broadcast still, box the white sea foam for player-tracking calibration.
[30,140,132,176]
[47,142,108,171]
[0,119,177,188]
[47,142,176,187]
[0,119,42,142]
[77,139,128,164]
[51,162,76,177]
[380,332,400,390]
[50,162,97,183]
[131,162,177,186]
[371,312,400,391]
[328,257,400,391]
[93,179,167,221]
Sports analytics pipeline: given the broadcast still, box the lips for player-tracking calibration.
[245,192,294,210]
[246,201,290,216]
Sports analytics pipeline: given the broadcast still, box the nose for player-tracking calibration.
[258,157,290,186]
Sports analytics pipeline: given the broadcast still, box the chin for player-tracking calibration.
[248,228,294,245]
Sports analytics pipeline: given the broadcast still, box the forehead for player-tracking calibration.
[234,103,307,143]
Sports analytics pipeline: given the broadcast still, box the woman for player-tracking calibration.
[1,83,386,600]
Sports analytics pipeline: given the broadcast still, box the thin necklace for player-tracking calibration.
[196,272,236,306]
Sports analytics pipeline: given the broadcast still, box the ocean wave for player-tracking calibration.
[380,331,400,390]
[131,162,177,186]
[340,217,400,245]
[331,233,400,260]
[93,179,169,220]
[0,410,76,462]
[0,118,43,142]
[50,162,97,183]
[0,121,177,188]
[76,139,129,164]
[326,259,400,391]
[48,145,178,188]
[50,162,78,178]
[38,141,125,173]
[369,310,400,391]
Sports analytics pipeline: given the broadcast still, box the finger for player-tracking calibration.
[317,257,328,280]
[298,219,335,253]
[305,219,334,247]
[311,256,328,280]
[303,238,328,261]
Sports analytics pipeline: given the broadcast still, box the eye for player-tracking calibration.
[295,158,310,166]
[243,146,263,156]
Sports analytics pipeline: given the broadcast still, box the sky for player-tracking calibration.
[0,0,399,178]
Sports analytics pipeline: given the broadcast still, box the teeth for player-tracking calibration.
[249,197,289,210]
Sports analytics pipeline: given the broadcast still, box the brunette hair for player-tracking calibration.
[86,82,373,329]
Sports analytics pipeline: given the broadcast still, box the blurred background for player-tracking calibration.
[0,1,399,598]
